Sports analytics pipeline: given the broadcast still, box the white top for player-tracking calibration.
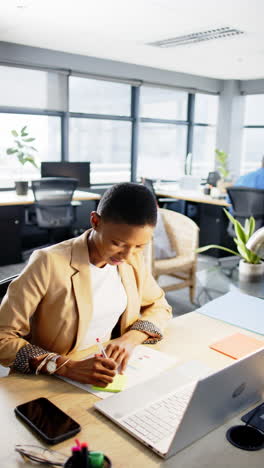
[78,262,127,350]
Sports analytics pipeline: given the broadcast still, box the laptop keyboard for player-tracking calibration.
[121,383,195,444]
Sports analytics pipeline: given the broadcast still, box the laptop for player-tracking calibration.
[95,348,264,458]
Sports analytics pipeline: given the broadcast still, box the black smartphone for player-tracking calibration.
[15,397,81,445]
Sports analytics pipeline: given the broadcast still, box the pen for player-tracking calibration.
[96,338,107,358]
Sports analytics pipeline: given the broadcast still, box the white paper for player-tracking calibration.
[58,345,178,399]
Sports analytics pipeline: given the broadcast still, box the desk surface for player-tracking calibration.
[156,183,230,207]
[0,312,263,468]
[0,189,101,206]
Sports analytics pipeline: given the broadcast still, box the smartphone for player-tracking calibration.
[15,397,81,445]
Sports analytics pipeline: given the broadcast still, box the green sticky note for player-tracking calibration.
[92,374,127,393]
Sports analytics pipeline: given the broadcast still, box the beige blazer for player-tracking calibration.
[0,231,172,367]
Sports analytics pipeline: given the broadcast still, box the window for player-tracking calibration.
[69,76,132,183]
[0,66,66,111]
[69,77,131,116]
[137,123,187,180]
[244,94,264,126]
[194,93,218,125]
[137,86,188,180]
[0,65,64,189]
[140,87,187,120]
[191,126,216,177]
[242,128,264,174]
[242,95,264,174]
[0,114,61,188]
[0,64,221,188]
[191,93,218,178]
[69,118,131,184]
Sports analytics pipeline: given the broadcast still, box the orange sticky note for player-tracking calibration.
[209,333,264,360]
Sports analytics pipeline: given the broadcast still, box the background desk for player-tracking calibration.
[156,185,234,257]
[0,190,101,266]
[156,187,230,207]
[0,312,263,468]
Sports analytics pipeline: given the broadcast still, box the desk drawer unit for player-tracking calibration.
[0,205,23,265]
[199,204,235,258]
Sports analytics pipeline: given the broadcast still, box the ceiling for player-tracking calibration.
[0,0,263,80]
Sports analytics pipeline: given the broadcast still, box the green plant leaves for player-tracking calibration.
[197,208,262,264]
[196,244,239,256]
[6,126,39,169]
[249,216,255,238]
[215,148,230,180]
[6,148,18,154]
[22,137,35,142]
[23,155,38,168]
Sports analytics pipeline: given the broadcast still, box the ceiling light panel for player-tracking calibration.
[148,27,245,48]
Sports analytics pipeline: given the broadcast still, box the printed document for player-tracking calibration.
[58,345,178,399]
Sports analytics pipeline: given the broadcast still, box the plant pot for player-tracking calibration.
[238,260,264,280]
[15,181,29,196]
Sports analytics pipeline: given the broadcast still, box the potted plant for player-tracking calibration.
[215,149,232,195]
[6,125,38,195]
[197,209,264,279]
[215,149,230,180]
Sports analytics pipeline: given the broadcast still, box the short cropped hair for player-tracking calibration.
[97,183,157,226]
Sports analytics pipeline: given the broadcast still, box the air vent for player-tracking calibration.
[148,27,245,48]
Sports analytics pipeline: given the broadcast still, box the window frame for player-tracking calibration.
[241,93,264,174]
[0,68,219,188]
[0,106,64,191]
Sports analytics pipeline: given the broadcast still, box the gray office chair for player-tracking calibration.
[31,177,79,244]
[227,187,264,234]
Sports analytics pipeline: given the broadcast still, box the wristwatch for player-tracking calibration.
[46,355,61,375]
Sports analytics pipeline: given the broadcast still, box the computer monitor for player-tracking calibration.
[41,162,90,189]
[207,171,221,187]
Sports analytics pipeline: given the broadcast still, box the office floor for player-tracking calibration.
[0,254,223,377]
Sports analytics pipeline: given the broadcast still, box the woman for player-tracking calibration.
[0,183,172,386]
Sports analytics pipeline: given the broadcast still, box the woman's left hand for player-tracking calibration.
[105,330,148,374]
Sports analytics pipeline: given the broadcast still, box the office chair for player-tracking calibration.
[227,187,264,232]
[31,177,79,244]
[0,275,18,303]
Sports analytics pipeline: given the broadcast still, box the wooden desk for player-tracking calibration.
[156,184,234,258]
[0,190,101,266]
[0,312,263,468]
[156,187,230,207]
[0,189,101,206]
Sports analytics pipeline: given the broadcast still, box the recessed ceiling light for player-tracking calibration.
[148,27,245,48]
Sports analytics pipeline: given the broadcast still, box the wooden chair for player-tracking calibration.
[151,209,199,303]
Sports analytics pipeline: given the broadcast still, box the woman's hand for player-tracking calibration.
[105,330,148,374]
[58,355,117,386]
